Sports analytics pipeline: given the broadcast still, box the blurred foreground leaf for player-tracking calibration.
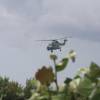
[88,62,100,79]
[68,50,76,62]
[77,77,93,97]
[56,58,69,72]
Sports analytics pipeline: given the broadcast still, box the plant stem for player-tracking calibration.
[53,59,59,92]
[47,87,52,100]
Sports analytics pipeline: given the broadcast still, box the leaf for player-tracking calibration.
[77,77,93,97]
[56,58,69,72]
[64,78,72,85]
[50,54,57,61]
[89,82,100,100]
[68,50,76,62]
[91,93,100,100]
[88,62,100,79]
[90,88,100,100]
[76,68,90,77]
[28,92,39,100]
[52,94,67,100]
[69,78,81,93]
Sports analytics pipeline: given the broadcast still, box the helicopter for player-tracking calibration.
[36,37,71,52]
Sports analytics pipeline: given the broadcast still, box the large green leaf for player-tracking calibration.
[56,58,69,72]
[91,93,100,100]
[69,78,81,93]
[90,82,100,100]
[77,77,93,97]
[88,62,100,79]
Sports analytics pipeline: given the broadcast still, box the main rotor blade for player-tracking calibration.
[35,39,54,41]
[55,36,72,40]
[35,36,72,41]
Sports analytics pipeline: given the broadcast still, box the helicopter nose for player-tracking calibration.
[47,46,50,50]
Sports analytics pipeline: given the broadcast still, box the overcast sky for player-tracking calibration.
[0,0,100,85]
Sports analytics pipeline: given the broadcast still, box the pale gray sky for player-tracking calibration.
[0,0,100,84]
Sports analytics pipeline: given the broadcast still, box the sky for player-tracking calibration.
[0,0,100,85]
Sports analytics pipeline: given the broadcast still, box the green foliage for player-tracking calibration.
[24,78,38,99]
[87,62,100,80]
[0,50,100,100]
[0,77,24,100]
[28,51,100,100]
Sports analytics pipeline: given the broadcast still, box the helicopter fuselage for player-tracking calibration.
[47,40,66,52]
[47,44,61,52]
